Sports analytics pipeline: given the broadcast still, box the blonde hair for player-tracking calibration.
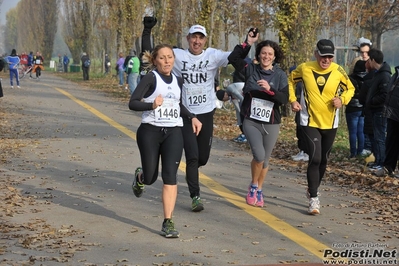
[141,44,175,72]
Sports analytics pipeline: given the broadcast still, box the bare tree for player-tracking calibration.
[3,8,18,53]
[4,0,399,73]
[361,0,399,49]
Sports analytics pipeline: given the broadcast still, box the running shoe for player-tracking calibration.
[302,153,309,162]
[132,167,144,197]
[360,149,372,157]
[305,188,321,200]
[161,219,179,238]
[233,134,247,143]
[192,196,204,212]
[374,167,395,177]
[308,197,320,215]
[246,185,258,206]
[292,151,305,161]
[368,165,382,172]
[255,190,264,207]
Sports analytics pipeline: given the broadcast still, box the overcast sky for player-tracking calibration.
[0,0,19,25]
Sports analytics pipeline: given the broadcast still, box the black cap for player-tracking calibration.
[353,60,366,74]
[317,39,335,56]
[216,90,226,101]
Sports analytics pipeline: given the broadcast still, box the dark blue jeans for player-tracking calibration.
[371,111,387,166]
[364,133,373,151]
[345,111,364,156]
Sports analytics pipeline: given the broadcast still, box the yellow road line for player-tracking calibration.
[55,88,136,139]
[56,87,329,260]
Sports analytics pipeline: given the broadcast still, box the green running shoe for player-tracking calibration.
[132,167,144,197]
[191,196,204,212]
[161,219,179,238]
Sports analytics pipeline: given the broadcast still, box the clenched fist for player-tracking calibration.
[143,16,157,29]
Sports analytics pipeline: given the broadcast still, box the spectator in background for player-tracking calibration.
[375,65,399,177]
[0,58,4,97]
[1,54,9,73]
[358,58,376,159]
[81,52,90,80]
[349,37,372,74]
[104,53,111,74]
[290,65,309,162]
[6,49,20,88]
[20,52,28,68]
[63,54,70,73]
[364,48,391,171]
[346,60,367,158]
[116,52,125,87]
[226,58,252,143]
[123,51,133,90]
[27,51,34,78]
[0,55,7,73]
[125,50,140,94]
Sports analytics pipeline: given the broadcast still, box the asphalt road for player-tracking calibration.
[0,72,397,266]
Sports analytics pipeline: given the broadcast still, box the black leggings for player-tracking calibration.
[182,110,215,198]
[136,124,183,185]
[302,126,337,198]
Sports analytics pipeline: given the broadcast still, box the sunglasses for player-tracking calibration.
[321,55,334,59]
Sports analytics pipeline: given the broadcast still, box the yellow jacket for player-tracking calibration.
[289,61,355,129]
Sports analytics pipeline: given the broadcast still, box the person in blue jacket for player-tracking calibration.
[6,49,20,88]
[27,51,34,78]
[63,54,70,73]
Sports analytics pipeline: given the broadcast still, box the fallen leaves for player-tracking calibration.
[213,111,399,238]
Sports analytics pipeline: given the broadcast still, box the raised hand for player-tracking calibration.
[143,16,157,29]
[246,27,259,46]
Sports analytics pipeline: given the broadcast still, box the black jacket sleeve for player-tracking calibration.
[128,73,156,111]
[227,42,252,72]
[142,17,157,53]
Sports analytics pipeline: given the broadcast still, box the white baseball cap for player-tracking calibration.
[357,37,372,47]
[188,25,207,36]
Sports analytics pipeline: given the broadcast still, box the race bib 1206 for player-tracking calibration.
[249,97,274,122]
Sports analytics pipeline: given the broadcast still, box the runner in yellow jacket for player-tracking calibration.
[288,39,355,215]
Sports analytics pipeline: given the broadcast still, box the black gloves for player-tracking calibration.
[143,17,157,29]
[245,27,259,43]
[248,28,258,36]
